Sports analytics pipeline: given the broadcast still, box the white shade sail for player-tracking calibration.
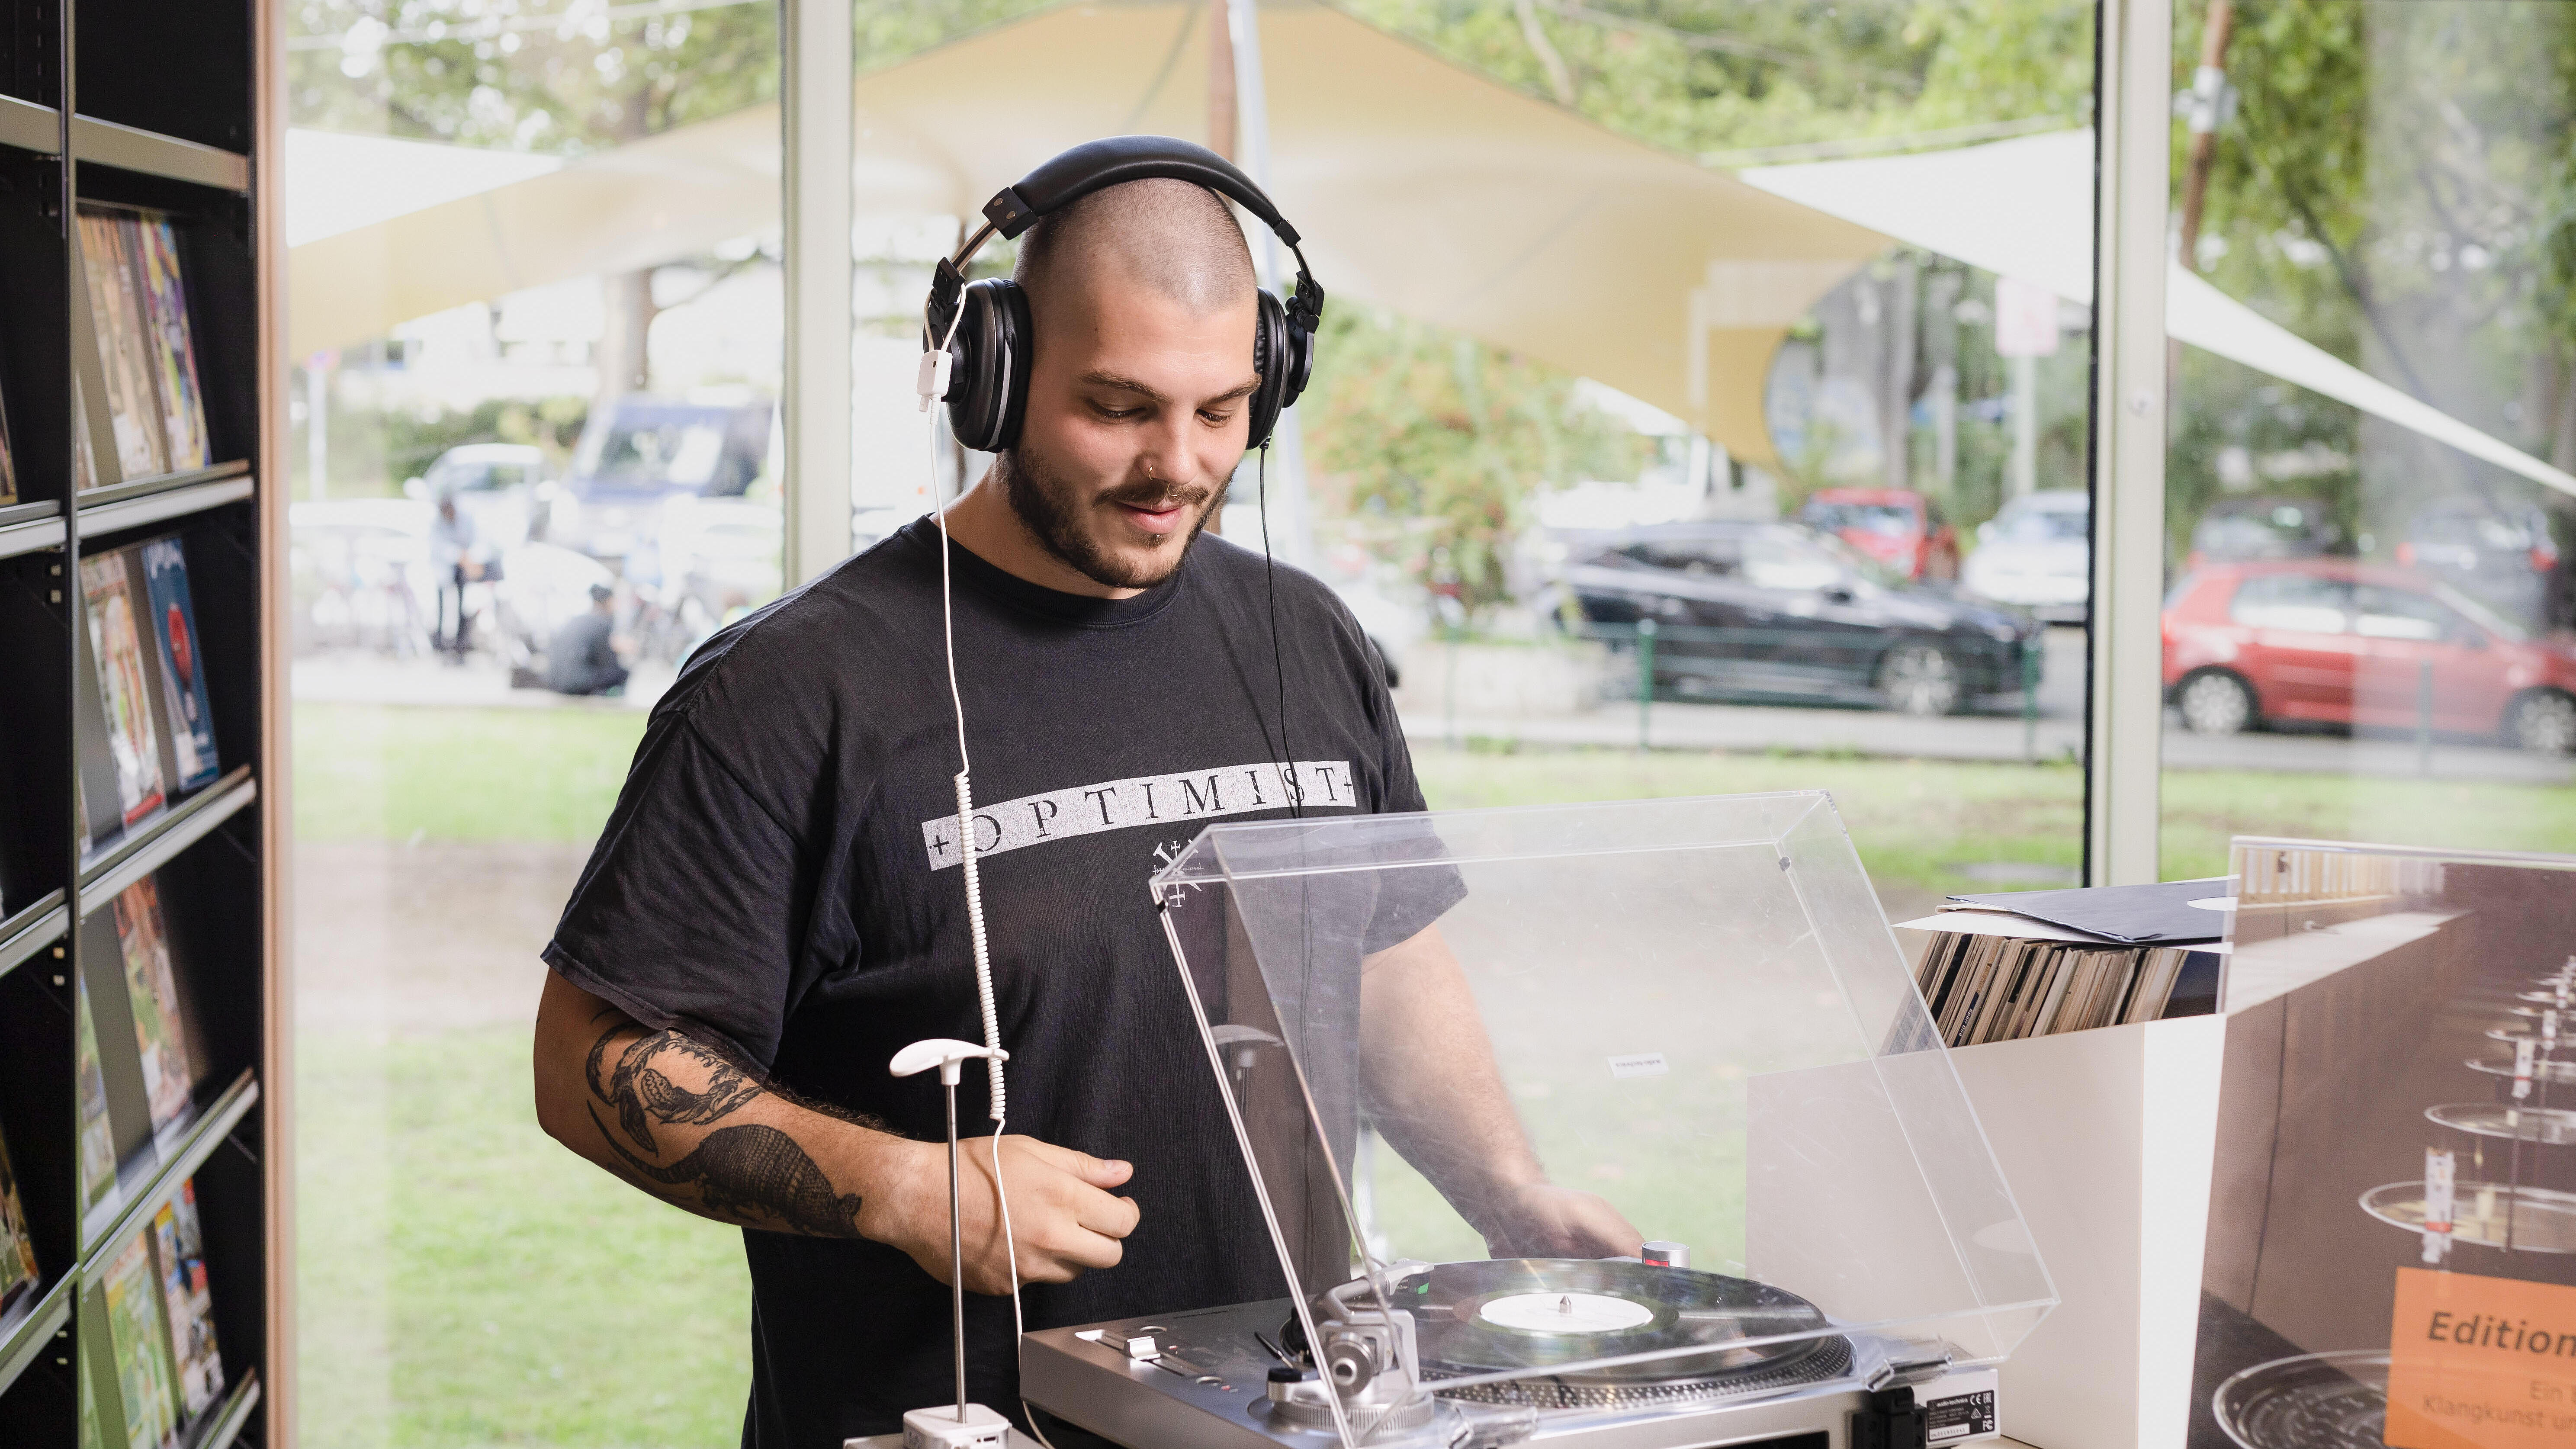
[289,1,2571,492]
[1742,129,2576,498]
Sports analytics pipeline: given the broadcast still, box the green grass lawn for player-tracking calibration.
[298,1030,752,1448]
[289,701,2576,1446]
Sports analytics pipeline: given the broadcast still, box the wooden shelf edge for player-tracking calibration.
[0,894,70,986]
[0,1275,74,1402]
[71,115,250,193]
[80,1069,260,1265]
[78,768,258,912]
[76,471,256,540]
[0,506,67,562]
[189,1369,261,1449]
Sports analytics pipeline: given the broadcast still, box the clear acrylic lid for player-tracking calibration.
[1151,793,2054,1433]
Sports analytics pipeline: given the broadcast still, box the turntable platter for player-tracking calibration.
[1394,1259,1848,1410]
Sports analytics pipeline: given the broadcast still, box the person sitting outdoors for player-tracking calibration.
[545,583,630,696]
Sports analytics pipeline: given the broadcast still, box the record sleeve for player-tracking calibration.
[102,1233,181,1449]
[133,219,208,473]
[138,539,217,790]
[79,212,168,480]
[114,878,196,1134]
[149,1182,222,1421]
[0,1118,37,1311]
[76,973,120,1211]
[81,550,169,828]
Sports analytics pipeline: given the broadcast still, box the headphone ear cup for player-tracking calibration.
[945,278,1032,453]
[1248,288,1290,450]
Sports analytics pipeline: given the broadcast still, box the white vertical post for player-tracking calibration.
[781,0,854,587]
[1226,0,1314,569]
[306,351,330,499]
[2087,0,2173,886]
[2011,353,2037,498]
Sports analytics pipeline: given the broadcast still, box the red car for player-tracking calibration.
[1796,488,1959,582]
[2162,559,2576,752]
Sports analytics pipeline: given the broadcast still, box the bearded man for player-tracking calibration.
[530,167,1635,1448]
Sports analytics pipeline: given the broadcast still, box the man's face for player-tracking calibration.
[1005,276,1260,591]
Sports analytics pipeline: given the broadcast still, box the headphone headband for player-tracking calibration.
[924,134,1325,453]
[980,135,1299,247]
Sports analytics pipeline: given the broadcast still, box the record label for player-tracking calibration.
[1477,1292,1657,1333]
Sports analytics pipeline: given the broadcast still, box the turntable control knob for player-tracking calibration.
[1641,1241,1690,1269]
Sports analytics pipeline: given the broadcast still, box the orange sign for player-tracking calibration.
[2389,1267,2576,1449]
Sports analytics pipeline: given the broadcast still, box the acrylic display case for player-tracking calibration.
[1021,793,2055,1449]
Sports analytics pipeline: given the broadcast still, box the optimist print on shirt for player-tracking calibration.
[920,759,1356,869]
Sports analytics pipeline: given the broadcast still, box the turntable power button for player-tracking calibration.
[1641,1241,1691,1269]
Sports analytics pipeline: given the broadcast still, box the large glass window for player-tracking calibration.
[283,3,785,1442]
[2158,0,2576,877]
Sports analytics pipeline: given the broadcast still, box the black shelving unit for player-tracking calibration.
[0,1,279,1446]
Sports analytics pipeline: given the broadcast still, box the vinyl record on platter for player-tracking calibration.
[1395,1259,1840,1398]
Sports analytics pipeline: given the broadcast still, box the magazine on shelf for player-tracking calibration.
[138,538,218,790]
[0,1117,38,1313]
[79,212,168,481]
[114,878,196,1135]
[82,1346,109,1449]
[150,1181,223,1422]
[102,1232,181,1449]
[76,974,120,1211]
[0,369,17,506]
[81,548,170,829]
[77,207,210,482]
[133,218,209,474]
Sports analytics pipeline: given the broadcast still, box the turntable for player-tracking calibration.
[1023,795,2055,1448]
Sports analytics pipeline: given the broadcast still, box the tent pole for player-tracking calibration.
[1227,0,1315,571]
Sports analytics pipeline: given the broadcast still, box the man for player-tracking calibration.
[545,583,630,696]
[428,486,482,660]
[530,173,1635,1447]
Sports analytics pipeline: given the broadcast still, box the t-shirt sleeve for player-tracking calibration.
[543,709,807,1070]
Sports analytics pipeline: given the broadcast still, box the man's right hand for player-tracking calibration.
[860,1134,1140,1295]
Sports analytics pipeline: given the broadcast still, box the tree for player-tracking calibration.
[1306,305,1647,622]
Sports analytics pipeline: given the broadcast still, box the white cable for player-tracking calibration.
[930,372,1053,1446]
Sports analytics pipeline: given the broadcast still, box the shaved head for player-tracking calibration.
[1014,177,1257,321]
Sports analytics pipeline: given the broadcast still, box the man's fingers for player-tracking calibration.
[1072,1190,1141,1240]
[1009,1137,1133,1189]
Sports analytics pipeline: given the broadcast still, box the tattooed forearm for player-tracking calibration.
[584,1024,764,1154]
[587,1107,866,1237]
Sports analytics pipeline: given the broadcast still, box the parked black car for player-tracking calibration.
[1541,521,2041,716]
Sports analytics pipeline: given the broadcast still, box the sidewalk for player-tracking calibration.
[1400,700,2573,783]
[291,653,676,710]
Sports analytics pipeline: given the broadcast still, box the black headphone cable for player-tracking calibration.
[1258,440,1300,819]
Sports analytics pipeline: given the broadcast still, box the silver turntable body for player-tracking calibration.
[1019,1294,2004,1449]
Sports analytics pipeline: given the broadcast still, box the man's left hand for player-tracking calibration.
[1480,1182,1645,1260]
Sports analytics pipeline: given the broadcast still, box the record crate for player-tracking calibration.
[0,0,287,1445]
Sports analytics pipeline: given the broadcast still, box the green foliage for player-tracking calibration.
[2175,0,2576,512]
[287,0,781,146]
[1340,0,2092,156]
[1307,306,1649,620]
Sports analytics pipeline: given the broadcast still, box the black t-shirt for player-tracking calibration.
[543,518,1434,1447]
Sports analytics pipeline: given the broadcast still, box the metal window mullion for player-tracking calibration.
[2086,0,2173,887]
[780,0,854,587]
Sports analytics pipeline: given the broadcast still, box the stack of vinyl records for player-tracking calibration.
[78,205,211,482]
[1896,878,2227,1047]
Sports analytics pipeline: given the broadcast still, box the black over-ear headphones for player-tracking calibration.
[920,135,1326,455]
